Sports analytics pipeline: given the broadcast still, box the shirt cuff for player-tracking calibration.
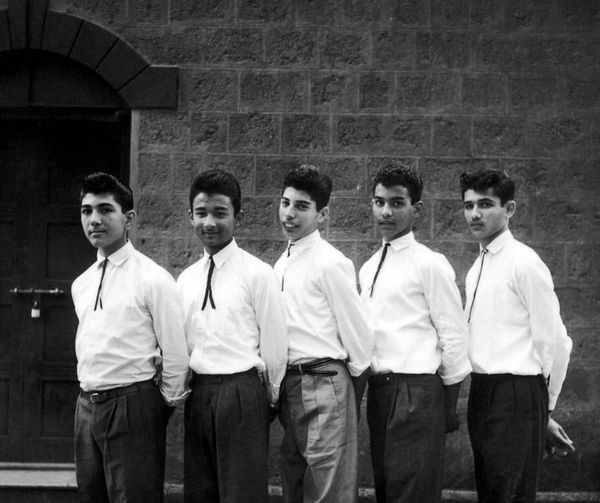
[269,383,281,405]
[160,388,191,407]
[347,359,370,377]
[439,363,473,386]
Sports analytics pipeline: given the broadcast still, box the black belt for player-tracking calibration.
[80,379,156,404]
[368,372,439,386]
[191,368,258,386]
[286,358,344,376]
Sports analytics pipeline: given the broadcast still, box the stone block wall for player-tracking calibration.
[52,0,600,492]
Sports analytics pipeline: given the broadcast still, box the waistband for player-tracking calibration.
[191,368,258,386]
[368,372,439,386]
[286,358,345,376]
[79,379,156,404]
[471,373,544,383]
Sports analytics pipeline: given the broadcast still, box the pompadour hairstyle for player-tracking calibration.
[282,164,332,211]
[189,169,242,215]
[459,169,515,205]
[372,163,423,203]
[80,172,134,212]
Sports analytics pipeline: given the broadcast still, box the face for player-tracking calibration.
[372,184,422,242]
[80,193,135,257]
[279,187,328,242]
[463,188,515,247]
[190,192,241,255]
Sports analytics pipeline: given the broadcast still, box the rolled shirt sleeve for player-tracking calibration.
[252,267,288,404]
[421,255,472,385]
[516,257,572,410]
[319,256,374,377]
[147,272,191,406]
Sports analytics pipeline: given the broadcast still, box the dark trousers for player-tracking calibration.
[75,380,169,503]
[184,369,270,503]
[367,373,446,503]
[468,374,549,503]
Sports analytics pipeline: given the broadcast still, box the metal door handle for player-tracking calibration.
[9,287,65,296]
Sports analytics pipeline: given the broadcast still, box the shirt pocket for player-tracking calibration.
[213,291,248,342]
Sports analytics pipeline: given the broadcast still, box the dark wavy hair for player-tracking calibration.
[372,163,423,203]
[189,169,242,215]
[282,164,332,211]
[80,172,133,211]
[459,169,515,204]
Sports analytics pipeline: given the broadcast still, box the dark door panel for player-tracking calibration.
[0,114,129,462]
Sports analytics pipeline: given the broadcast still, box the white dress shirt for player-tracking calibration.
[177,239,287,404]
[359,232,471,385]
[71,241,190,406]
[274,230,373,377]
[466,230,572,410]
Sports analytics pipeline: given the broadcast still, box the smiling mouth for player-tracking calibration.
[282,222,297,229]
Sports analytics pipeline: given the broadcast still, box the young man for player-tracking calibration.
[359,165,471,503]
[274,165,373,503]
[72,172,189,503]
[460,169,574,502]
[177,169,287,503]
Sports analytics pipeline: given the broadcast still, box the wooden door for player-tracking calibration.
[0,114,129,462]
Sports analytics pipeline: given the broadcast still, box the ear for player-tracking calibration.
[124,210,136,229]
[317,206,329,223]
[413,200,424,218]
[234,210,245,227]
[505,200,516,218]
[188,208,194,226]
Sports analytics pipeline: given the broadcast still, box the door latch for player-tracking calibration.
[9,287,65,296]
[9,287,66,319]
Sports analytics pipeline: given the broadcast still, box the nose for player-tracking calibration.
[90,209,102,225]
[471,206,482,220]
[381,203,393,217]
[204,214,217,227]
[283,206,295,219]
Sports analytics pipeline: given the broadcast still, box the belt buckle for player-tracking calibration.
[90,392,105,403]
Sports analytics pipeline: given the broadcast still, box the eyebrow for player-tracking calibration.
[193,205,230,211]
[374,195,407,200]
[463,197,495,204]
[282,197,312,205]
[80,202,116,208]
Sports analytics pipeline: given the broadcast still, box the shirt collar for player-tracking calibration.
[96,241,134,267]
[205,239,238,269]
[386,231,416,252]
[483,229,513,255]
[288,229,321,251]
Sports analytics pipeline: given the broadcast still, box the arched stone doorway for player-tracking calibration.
[0,3,178,465]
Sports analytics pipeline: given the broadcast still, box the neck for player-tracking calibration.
[480,227,508,248]
[383,228,412,243]
[99,238,128,258]
[205,238,233,256]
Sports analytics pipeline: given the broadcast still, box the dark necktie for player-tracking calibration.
[369,242,390,298]
[94,258,108,311]
[202,256,216,310]
[281,243,294,291]
[467,248,488,322]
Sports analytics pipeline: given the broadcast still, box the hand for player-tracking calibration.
[445,410,459,433]
[443,382,461,433]
[545,417,575,457]
[268,402,280,423]
[164,404,175,423]
[352,369,370,422]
